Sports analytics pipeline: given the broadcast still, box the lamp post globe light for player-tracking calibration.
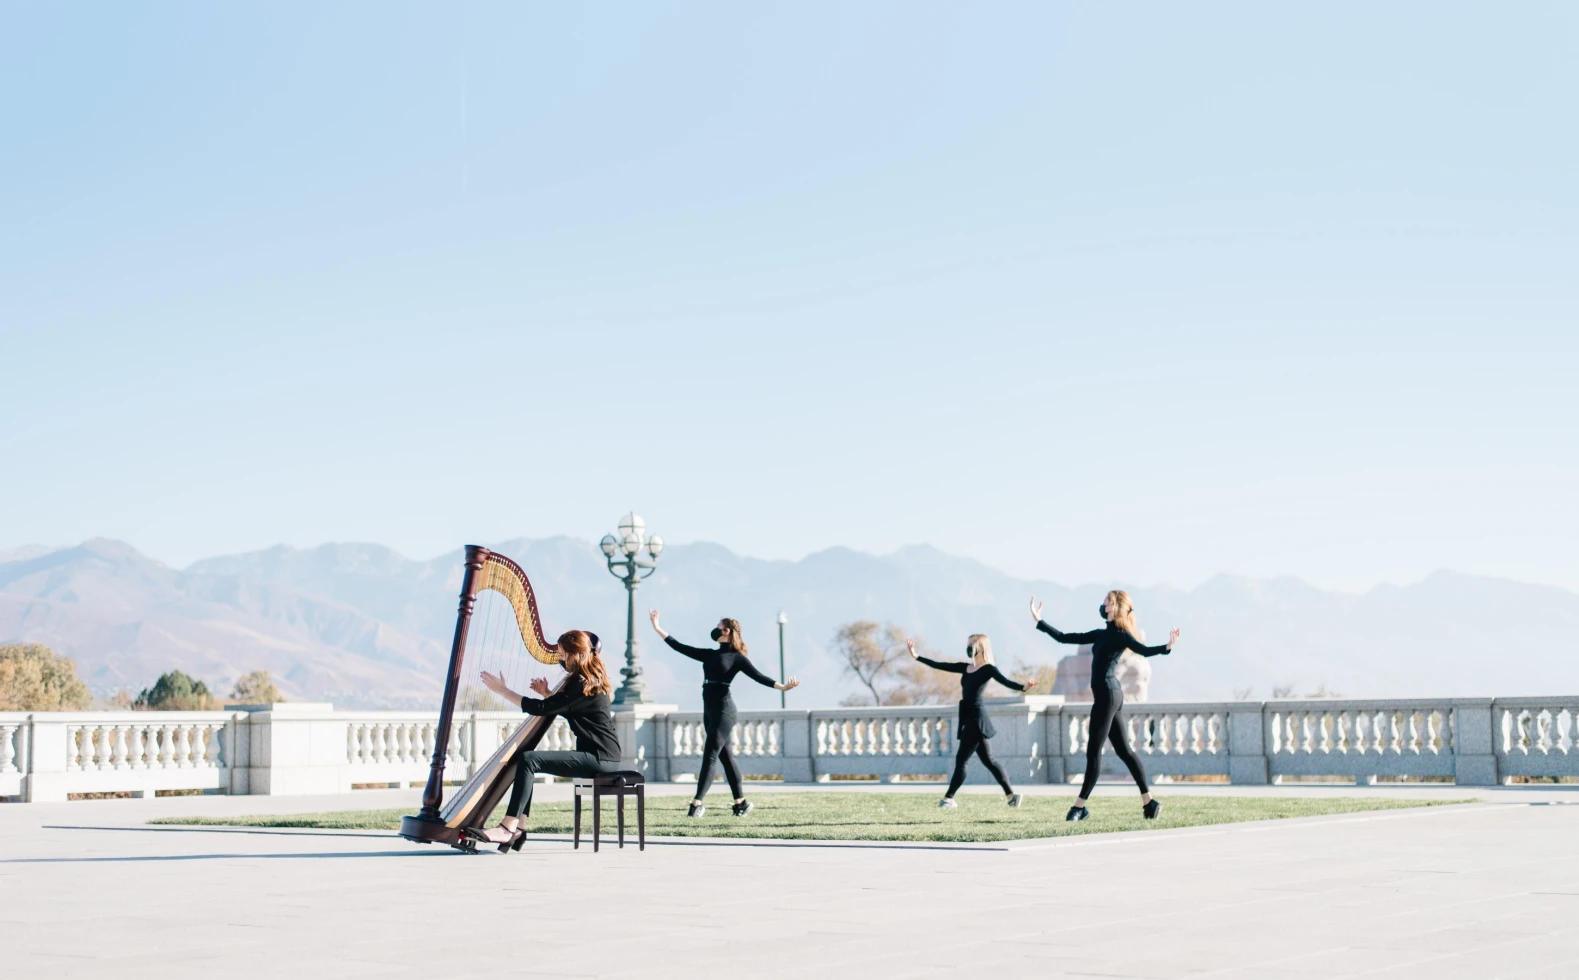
[601,512,663,705]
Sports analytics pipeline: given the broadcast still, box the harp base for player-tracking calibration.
[399,814,461,845]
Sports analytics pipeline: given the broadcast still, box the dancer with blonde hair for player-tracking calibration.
[1030,591,1180,822]
[907,634,1030,809]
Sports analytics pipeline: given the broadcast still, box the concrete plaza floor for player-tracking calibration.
[2,783,1578,979]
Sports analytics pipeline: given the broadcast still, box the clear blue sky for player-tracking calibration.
[2,2,1575,591]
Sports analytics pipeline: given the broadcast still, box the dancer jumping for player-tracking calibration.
[1030,591,1180,822]
[649,610,799,817]
[473,630,621,851]
[907,635,1029,809]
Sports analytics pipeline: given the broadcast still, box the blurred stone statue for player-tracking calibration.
[1050,642,1152,702]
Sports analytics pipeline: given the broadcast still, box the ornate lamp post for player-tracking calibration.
[600,512,664,706]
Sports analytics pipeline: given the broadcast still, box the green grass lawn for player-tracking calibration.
[147,792,1469,842]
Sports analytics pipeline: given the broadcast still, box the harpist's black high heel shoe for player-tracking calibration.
[509,831,526,852]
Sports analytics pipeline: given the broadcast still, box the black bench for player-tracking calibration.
[572,772,645,852]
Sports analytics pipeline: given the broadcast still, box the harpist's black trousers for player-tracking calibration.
[506,750,620,819]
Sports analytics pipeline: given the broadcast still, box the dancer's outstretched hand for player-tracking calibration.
[529,677,551,696]
[1029,597,1044,622]
[648,609,666,637]
[1167,627,1182,650]
[905,638,920,659]
[780,676,801,691]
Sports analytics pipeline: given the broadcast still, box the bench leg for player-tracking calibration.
[592,786,601,853]
[574,788,582,849]
[617,790,626,849]
[637,784,645,851]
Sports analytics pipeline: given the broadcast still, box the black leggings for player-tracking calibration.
[945,731,1014,797]
[505,750,620,819]
[1080,685,1150,799]
[696,690,744,801]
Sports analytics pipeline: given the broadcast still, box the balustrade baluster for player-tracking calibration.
[175,724,192,768]
[127,725,145,769]
[0,724,14,774]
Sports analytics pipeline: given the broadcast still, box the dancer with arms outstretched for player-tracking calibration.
[649,610,799,817]
[1030,591,1180,822]
[907,634,1030,809]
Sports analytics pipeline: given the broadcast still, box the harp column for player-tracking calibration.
[601,512,664,706]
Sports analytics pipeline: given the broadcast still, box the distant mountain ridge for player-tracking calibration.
[3,538,1577,709]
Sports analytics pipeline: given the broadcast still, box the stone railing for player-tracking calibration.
[1,704,572,802]
[3,696,1574,801]
[629,696,1560,789]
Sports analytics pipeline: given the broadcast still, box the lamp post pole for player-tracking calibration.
[601,512,663,706]
[777,610,788,709]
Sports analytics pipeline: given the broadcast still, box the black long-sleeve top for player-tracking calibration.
[1035,620,1169,689]
[915,656,1027,740]
[664,636,779,692]
[519,674,620,762]
[915,657,1028,703]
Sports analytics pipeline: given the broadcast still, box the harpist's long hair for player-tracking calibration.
[558,630,613,697]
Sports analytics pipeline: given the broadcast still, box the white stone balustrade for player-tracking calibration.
[0,696,1573,802]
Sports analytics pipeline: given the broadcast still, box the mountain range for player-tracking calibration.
[2,538,1576,709]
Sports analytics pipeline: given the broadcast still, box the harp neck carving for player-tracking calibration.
[475,550,561,666]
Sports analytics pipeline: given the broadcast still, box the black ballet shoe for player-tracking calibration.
[731,801,753,818]
[687,801,705,819]
[1143,800,1162,820]
[1065,806,1090,822]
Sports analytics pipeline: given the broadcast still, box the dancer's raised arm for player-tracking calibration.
[1122,626,1182,658]
[907,638,967,673]
[650,609,713,660]
[1029,596,1103,644]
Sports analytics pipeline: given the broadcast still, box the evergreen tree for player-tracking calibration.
[134,670,217,711]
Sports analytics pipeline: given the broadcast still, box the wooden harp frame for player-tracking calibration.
[399,545,564,846]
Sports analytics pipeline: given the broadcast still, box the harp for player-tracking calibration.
[400,545,568,847]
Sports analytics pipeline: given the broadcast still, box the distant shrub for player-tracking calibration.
[228,670,284,704]
[0,643,92,711]
[135,670,217,711]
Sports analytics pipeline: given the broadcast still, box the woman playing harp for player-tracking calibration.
[470,630,620,851]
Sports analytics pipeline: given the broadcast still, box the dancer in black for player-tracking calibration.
[907,635,1030,809]
[649,610,799,817]
[1030,590,1180,822]
[474,630,620,851]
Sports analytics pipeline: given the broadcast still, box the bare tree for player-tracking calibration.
[1014,659,1060,696]
[834,622,957,706]
[835,621,903,705]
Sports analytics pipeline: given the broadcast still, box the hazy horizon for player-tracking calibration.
[5,534,1575,600]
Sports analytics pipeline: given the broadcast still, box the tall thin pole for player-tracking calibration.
[778,617,787,710]
[615,563,646,704]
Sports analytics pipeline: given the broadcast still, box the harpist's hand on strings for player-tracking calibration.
[905,638,920,660]
[648,609,668,638]
[1029,597,1044,623]
[480,671,508,696]
[529,677,551,697]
